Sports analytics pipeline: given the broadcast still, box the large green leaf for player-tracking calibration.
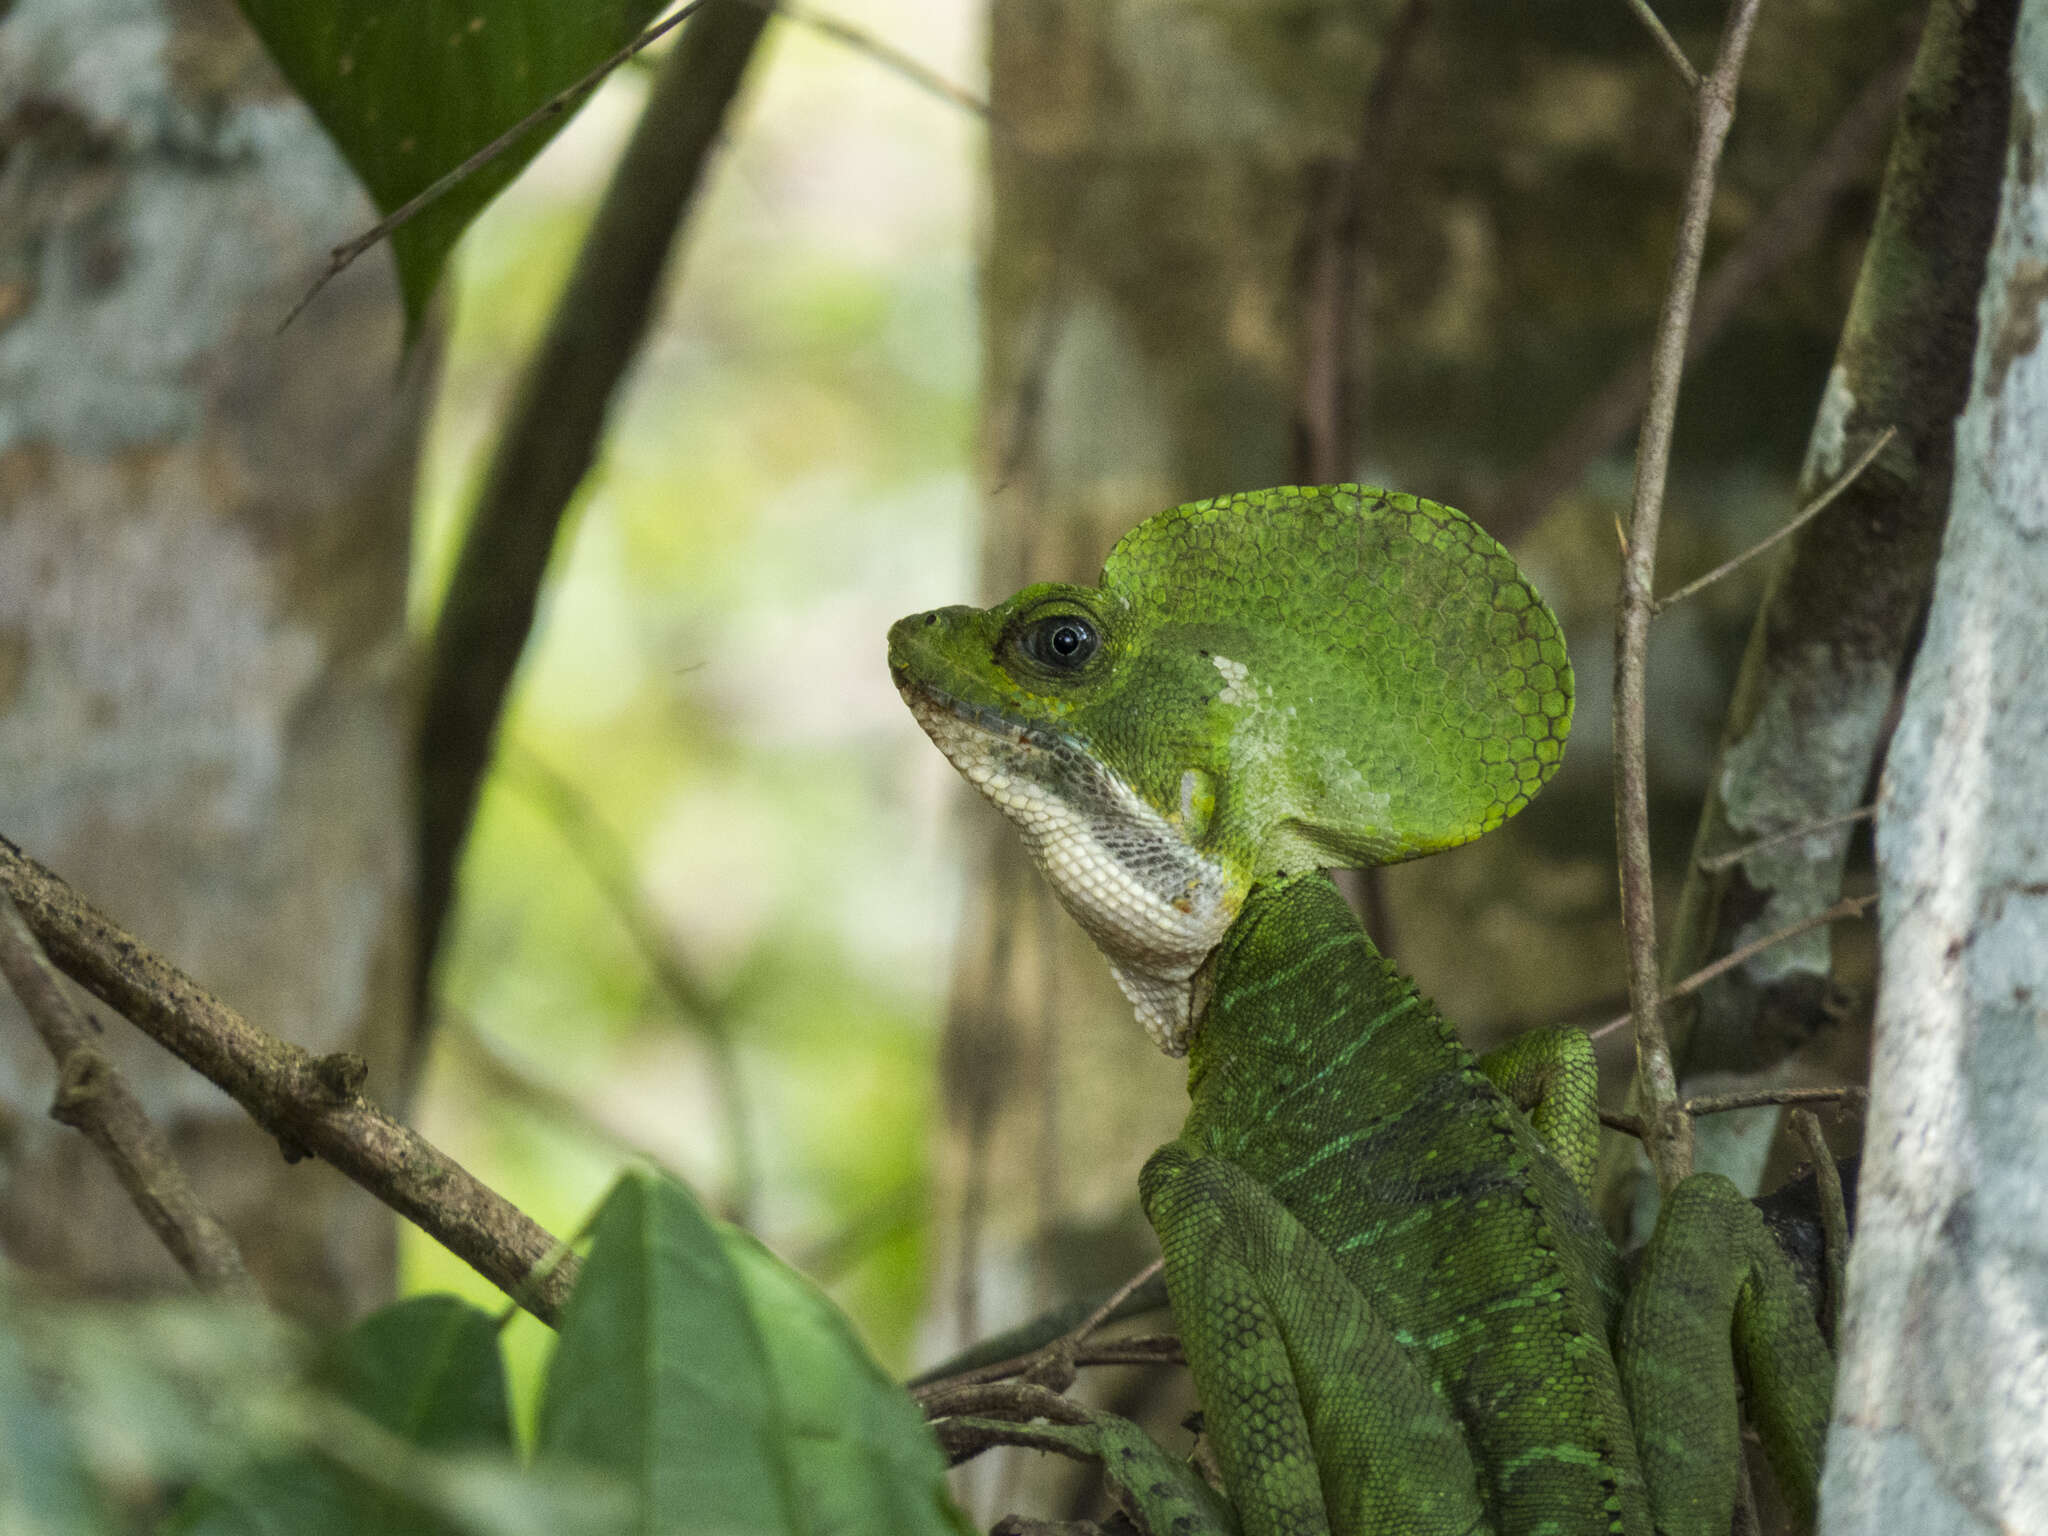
[325,1294,512,1454]
[234,0,670,328]
[536,1171,800,1533]
[539,1170,970,1535]
[718,1229,971,1536]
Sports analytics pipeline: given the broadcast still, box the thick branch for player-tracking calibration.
[1613,0,1765,1192]
[0,837,577,1325]
[415,0,772,1038]
[0,895,257,1298]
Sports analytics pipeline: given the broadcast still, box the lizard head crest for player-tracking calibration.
[888,484,1572,1053]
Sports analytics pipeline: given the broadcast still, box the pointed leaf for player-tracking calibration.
[718,1227,972,1536]
[325,1295,512,1454]
[233,0,669,329]
[537,1170,799,1533]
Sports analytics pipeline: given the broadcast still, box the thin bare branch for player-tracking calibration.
[1601,1083,1865,1141]
[1686,1085,1867,1118]
[776,0,990,118]
[1655,426,1897,611]
[0,836,577,1325]
[283,0,712,329]
[503,747,756,1224]
[1697,802,1875,874]
[1072,1257,1164,1346]
[925,1257,1168,1398]
[1591,892,1877,1043]
[1623,0,1703,89]
[1612,0,1765,1192]
[0,895,257,1299]
[1293,0,1432,487]
[913,1332,1185,1405]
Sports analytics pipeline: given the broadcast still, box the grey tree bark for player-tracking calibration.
[0,0,428,1318]
[1820,4,2048,1527]
[1593,0,2017,1237]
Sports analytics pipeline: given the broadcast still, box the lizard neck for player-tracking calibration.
[1180,871,1472,1173]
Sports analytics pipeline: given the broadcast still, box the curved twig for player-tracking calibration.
[0,837,577,1325]
[0,895,257,1298]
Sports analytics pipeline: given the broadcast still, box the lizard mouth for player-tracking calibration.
[889,667,1073,756]
[889,665,1238,1057]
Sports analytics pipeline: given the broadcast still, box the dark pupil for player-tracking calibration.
[1050,624,1085,656]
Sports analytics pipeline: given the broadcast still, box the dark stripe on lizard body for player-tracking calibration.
[1182,875,1648,1534]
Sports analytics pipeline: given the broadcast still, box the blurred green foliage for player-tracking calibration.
[399,4,983,1417]
[0,1175,963,1533]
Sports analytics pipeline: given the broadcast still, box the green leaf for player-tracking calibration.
[323,1294,512,1454]
[539,1170,971,1535]
[536,1170,800,1533]
[718,1228,971,1536]
[168,1297,588,1536]
[233,0,669,330]
[0,1323,106,1536]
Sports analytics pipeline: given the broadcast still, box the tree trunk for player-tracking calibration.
[1820,5,2048,1525]
[0,0,429,1319]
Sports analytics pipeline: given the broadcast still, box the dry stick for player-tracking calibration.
[0,895,258,1299]
[0,838,579,1326]
[504,748,756,1223]
[1485,48,1911,544]
[773,0,990,119]
[282,0,712,329]
[1293,0,1432,490]
[1788,1108,1850,1345]
[1599,1085,1867,1140]
[1684,1085,1866,1118]
[1590,891,1877,1043]
[911,1261,1179,1402]
[1697,802,1875,874]
[1612,0,1765,1193]
[1072,1257,1165,1345]
[913,1332,1186,1405]
[1654,426,1897,611]
[1623,0,1702,89]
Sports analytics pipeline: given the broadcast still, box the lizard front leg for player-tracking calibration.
[1615,1172,1834,1536]
[1476,1026,1602,1198]
[1141,1142,1490,1536]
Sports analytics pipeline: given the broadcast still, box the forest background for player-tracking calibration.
[0,0,2041,1530]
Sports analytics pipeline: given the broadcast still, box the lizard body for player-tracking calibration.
[891,485,1833,1535]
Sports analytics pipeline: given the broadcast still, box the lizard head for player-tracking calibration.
[888,484,1571,1054]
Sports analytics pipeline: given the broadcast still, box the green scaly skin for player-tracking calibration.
[891,486,1834,1536]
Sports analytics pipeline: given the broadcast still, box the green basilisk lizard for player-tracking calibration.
[890,485,1834,1536]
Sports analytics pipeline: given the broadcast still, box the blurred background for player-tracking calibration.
[2,0,1938,1507]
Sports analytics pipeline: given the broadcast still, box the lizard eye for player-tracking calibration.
[1015,614,1100,672]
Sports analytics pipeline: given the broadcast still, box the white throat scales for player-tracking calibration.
[901,687,1237,1054]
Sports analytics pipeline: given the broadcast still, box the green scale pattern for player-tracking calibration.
[1146,873,1649,1536]
[1100,487,1571,865]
